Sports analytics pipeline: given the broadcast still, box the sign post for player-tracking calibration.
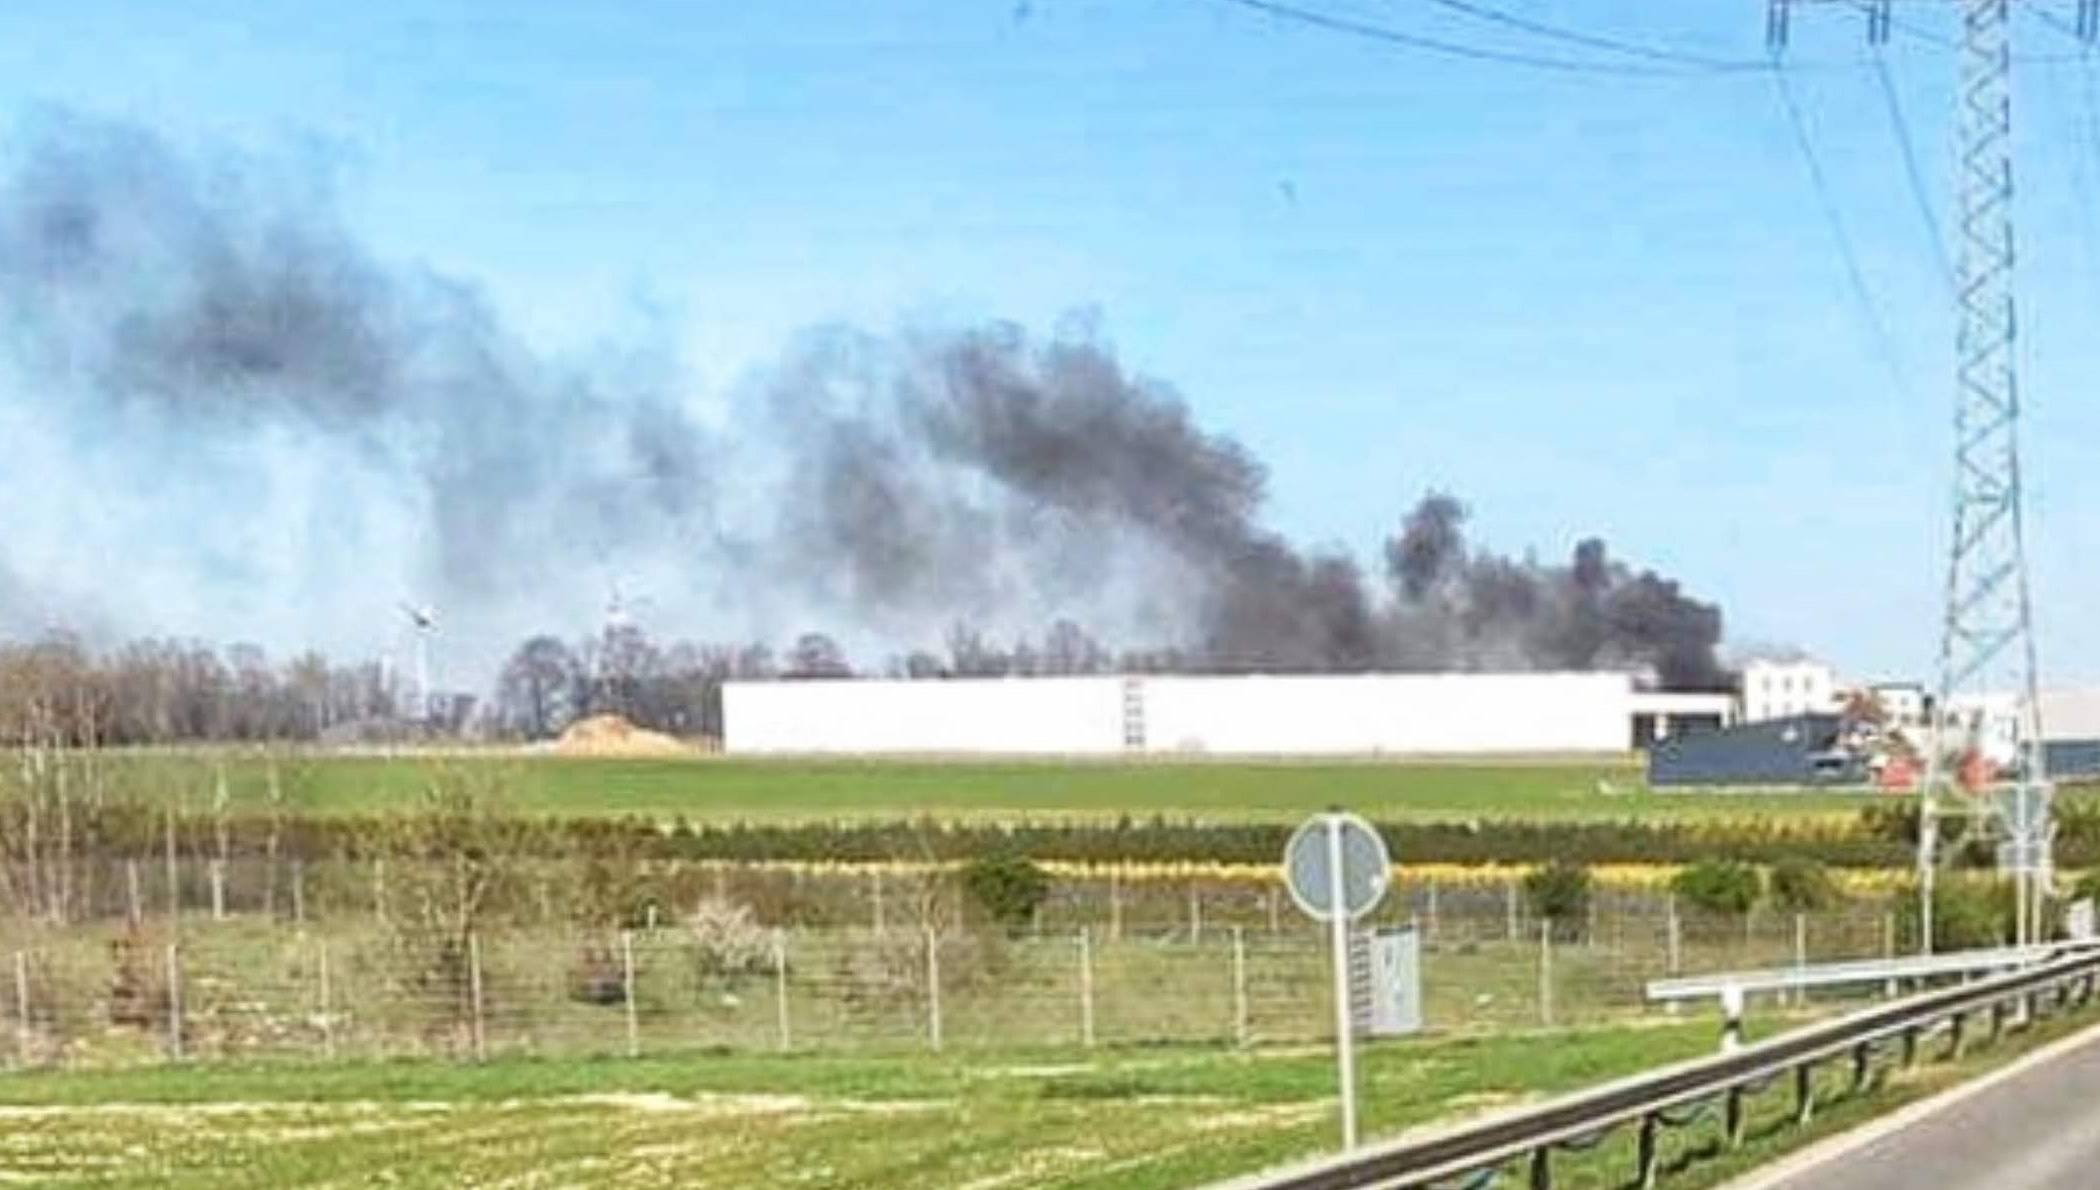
[1284,811,1392,1151]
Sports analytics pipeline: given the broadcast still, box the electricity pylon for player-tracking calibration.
[1769,0,2058,950]
[1920,0,2050,953]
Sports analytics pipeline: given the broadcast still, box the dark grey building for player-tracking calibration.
[1648,713,1863,787]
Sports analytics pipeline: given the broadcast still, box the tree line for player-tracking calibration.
[0,618,1147,745]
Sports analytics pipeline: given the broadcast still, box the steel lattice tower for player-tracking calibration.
[1917,0,2049,951]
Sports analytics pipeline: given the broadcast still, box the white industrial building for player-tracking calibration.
[722,672,1736,757]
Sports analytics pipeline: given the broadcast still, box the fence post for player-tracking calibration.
[1426,879,1440,944]
[872,870,885,935]
[1884,912,1899,998]
[210,858,226,922]
[621,929,640,1058]
[926,928,943,1052]
[1793,913,1809,1007]
[1078,927,1095,1047]
[373,858,388,927]
[166,942,184,1062]
[1110,871,1124,941]
[1666,894,1683,974]
[13,951,28,1064]
[318,942,335,1060]
[126,859,142,929]
[1539,920,1554,1027]
[1232,925,1249,1048]
[164,809,180,927]
[468,932,486,1063]
[1267,885,1280,935]
[292,859,306,925]
[772,929,790,1051]
[1188,885,1202,945]
[1506,880,1519,942]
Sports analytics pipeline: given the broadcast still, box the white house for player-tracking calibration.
[1741,658,1841,723]
[1869,681,1929,729]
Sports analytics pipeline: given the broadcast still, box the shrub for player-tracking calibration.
[2072,867,2100,906]
[1769,857,1837,913]
[1894,878,2009,952]
[961,849,1050,935]
[1522,860,1592,940]
[1672,859,1762,917]
[687,897,774,982]
[833,929,1006,1015]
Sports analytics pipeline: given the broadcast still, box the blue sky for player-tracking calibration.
[1,0,2096,682]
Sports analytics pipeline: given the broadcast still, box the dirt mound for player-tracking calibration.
[554,714,692,757]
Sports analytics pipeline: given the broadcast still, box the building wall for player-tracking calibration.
[1870,683,1928,728]
[2039,689,2100,741]
[723,672,1636,756]
[1742,659,1840,723]
[722,676,1126,754]
[1136,673,1629,754]
[1649,714,1853,787]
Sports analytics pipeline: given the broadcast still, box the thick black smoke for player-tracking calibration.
[1380,494,1725,689]
[0,113,1727,689]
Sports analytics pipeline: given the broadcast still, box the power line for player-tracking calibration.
[1872,52,1955,288]
[2021,2,2086,42]
[1206,0,1748,76]
[1769,63,1916,398]
[1410,0,1767,71]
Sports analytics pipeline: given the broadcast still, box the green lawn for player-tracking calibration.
[7,979,2093,1188]
[126,752,1878,824]
[0,1025,1725,1188]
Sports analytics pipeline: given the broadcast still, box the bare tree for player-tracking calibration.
[496,635,580,739]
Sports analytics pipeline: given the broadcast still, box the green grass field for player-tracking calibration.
[0,1025,1725,1188]
[148,752,1879,824]
[8,1004,2087,1190]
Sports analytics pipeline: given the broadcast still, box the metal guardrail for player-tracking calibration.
[1644,940,2100,1002]
[1218,948,2100,1190]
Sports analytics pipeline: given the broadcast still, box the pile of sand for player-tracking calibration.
[554,714,692,758]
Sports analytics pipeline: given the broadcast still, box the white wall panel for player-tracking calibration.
[723,677,1125,754]
[1137,673,1629,755]
[725,672,1637,756]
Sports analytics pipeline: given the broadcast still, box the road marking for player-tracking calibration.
[1727,1019,2100,1190]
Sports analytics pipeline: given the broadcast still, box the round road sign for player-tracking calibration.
[1282,812,1391,922]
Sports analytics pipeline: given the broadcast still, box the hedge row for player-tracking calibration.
[38,808,1915,868]
[37,797,2100,869]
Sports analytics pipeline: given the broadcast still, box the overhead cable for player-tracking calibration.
[1411,0,1767,71]
[1208,0,1739,77]
[1872,52,1956,288]
[1770,64,1917,399]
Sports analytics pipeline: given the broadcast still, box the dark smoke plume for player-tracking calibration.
[0,112,1727,689]
[1380,495,1725,689]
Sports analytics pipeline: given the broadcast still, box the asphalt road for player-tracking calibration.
[1749,1024,2100,1190]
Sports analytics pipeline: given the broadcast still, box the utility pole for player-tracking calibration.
[1769,0,2058,953]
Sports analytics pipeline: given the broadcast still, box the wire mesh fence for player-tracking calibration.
[2,886,1907,1071]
